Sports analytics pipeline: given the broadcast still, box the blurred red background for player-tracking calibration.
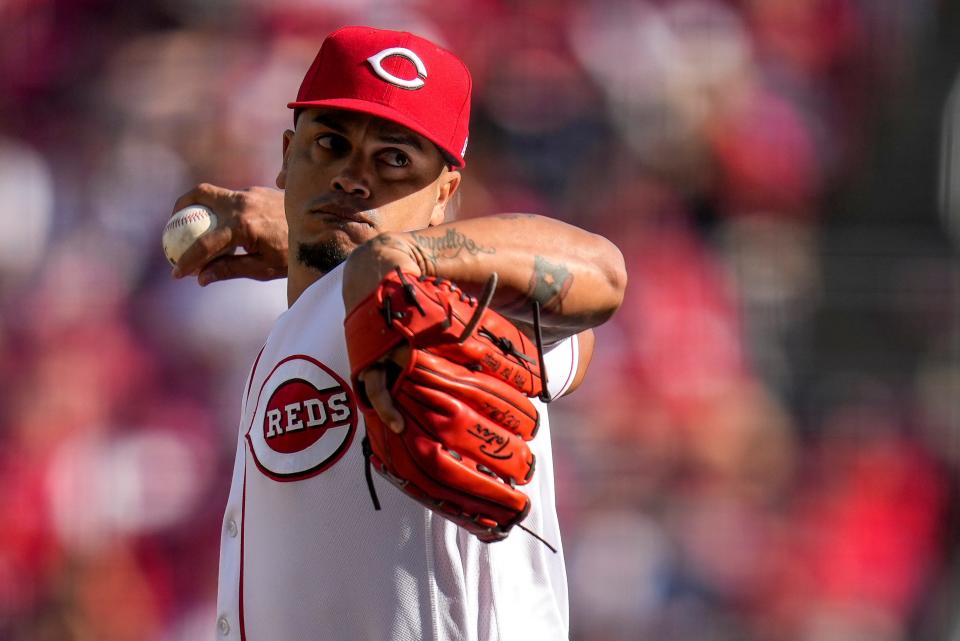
[2,1,959,640]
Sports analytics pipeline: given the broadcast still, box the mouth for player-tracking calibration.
[309,204,372,226]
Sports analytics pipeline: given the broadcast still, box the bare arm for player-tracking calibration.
[343,214,627,342]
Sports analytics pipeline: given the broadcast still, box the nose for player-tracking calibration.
[331,156,371,199]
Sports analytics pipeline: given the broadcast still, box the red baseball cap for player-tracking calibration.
[288,26,472,168]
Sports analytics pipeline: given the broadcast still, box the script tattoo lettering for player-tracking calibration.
[411,228,495,265]
[528,255,573,312]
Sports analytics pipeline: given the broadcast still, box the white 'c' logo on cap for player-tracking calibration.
[366,47,428,90]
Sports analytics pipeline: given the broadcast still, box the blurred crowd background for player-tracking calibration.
[2,0,959,640]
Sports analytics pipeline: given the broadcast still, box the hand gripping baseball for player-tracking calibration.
[344,269,549,543]
[169,184,288,284]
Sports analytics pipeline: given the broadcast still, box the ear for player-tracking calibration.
[429,169,461,226]
[275,129,295,189]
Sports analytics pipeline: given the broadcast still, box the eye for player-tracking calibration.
[315,133,349,154]
[379,149,410,168]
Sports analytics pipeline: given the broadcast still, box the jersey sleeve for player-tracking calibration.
[542,333,580,399]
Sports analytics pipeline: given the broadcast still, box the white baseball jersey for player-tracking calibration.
[215,263,579,641]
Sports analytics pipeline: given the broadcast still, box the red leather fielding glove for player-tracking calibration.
[344,269,544,542]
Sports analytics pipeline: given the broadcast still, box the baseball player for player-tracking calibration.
[171,26,626,641]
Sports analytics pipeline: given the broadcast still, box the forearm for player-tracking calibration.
[343,214,626,338]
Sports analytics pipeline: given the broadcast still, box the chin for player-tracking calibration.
[297,238,352,274]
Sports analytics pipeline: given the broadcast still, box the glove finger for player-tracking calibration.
[428,337,541,398]
[395,383,536,486]
[409,352,539,440]
[375,432,531,522]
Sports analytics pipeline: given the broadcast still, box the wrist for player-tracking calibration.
[342,233,424,310]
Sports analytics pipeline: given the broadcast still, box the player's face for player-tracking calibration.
[277,108,460,274]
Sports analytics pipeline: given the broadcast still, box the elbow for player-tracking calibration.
[606,242,628,305]
[592,235,628,323]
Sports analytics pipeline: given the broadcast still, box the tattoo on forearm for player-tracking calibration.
[411,228,495,265]
[528,255,573,312]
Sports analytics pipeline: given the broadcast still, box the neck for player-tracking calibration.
[287,265,323,307]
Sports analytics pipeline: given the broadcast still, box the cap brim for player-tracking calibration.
[286,98,465,169]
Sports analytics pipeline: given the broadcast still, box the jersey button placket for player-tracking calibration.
[226,519,238,538]
[217,615,231,636]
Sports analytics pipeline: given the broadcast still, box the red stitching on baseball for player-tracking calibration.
[165,210,211,231]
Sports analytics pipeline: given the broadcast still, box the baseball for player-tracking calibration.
[162,205,217,266]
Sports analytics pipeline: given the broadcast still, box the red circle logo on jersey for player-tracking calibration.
[246,355,358,481]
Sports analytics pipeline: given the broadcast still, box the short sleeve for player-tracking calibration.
[542,334,579,399]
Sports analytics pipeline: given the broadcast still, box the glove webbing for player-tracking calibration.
[361,268,555,549]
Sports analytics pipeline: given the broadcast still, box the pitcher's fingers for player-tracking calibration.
[172,183,230,213]
[360,366,405,434]
[172,226,236,277]
[197,255,286,285]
